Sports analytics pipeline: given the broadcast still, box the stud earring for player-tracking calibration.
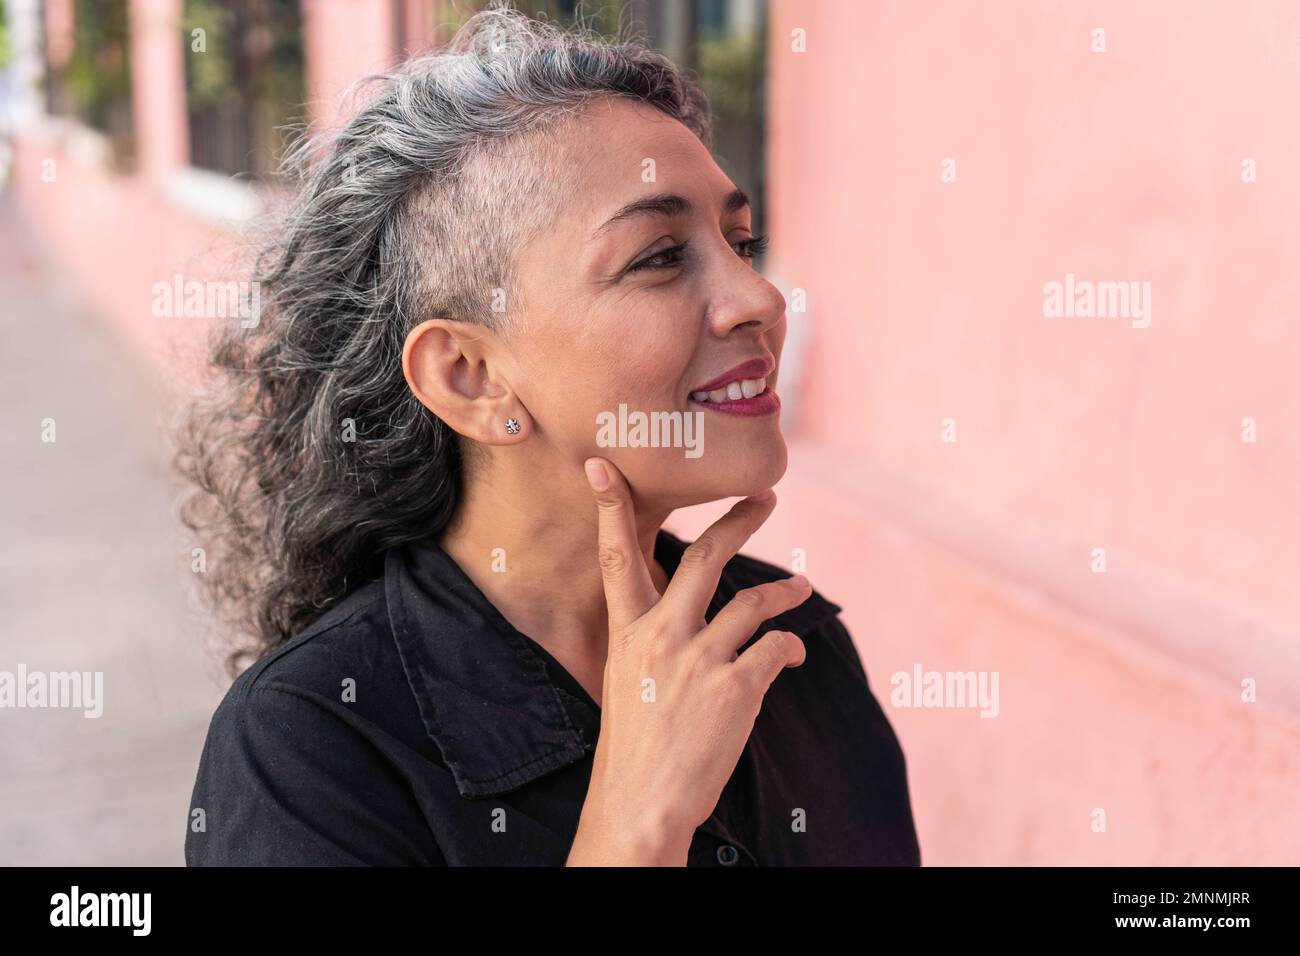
[505,417,521,435]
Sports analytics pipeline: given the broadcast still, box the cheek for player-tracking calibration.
[590,305,698,406]
[525,295,701,454]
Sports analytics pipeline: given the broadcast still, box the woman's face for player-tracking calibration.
[508,97,790,511]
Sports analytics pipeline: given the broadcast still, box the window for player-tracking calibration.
[181,0,305,179]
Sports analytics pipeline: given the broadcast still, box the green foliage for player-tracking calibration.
[0,2,10,72]
[696,31,759,120]
[181,0,305,177]
[182,0,233,107]
[182,0,303,113]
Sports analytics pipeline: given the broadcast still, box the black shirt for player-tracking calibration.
[184,528,922,866]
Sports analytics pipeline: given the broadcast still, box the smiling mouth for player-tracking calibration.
[686,375,781,417]
[689,377,770,404]
[686,355,780,416]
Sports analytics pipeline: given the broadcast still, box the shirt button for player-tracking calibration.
[716,844,740,866]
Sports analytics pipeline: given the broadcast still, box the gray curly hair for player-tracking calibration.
[175,0,714,676]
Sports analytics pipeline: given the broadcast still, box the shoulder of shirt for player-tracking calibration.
[220,578,390,708]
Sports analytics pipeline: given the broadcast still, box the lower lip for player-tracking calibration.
[689,387,782,417]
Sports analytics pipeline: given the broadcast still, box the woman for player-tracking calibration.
[179,2,920,866]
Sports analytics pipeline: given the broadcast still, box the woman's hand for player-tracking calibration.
[565,456,812,866]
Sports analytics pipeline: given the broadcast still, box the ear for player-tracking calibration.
[402,319,529,444]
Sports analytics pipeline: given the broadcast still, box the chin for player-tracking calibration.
[723,439,789,497]
[638,437,789,511]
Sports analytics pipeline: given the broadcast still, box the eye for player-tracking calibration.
[627,240,689,273]
[734,233,769,260]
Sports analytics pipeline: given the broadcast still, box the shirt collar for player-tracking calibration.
[385,528,842,799]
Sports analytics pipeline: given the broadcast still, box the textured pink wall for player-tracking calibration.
[704,0,1300,862]
[11,134,225,390]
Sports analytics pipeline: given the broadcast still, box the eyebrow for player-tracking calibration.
[589,188,750,240]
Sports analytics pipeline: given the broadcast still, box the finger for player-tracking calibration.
[584,456,659,631]
[734,630,807,691]
[700,575,812,660]
[660,489,777,620]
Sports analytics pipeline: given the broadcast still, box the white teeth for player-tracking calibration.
[692,377,768,403]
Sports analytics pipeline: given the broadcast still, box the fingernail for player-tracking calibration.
[584,459,609,491]
[788,573,809,587]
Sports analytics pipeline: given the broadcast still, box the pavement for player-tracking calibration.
[0,195,227,865]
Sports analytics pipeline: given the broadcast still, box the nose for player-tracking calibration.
[704,245,787,338]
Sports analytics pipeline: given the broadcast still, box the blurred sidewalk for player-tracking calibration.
[0,195,225,865]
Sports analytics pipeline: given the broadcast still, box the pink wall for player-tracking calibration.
[11,134,227,391]
[723,0,1300,862]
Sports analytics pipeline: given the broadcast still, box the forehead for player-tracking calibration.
[548,97,730,232]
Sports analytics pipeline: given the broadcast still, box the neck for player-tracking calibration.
[438,458,672,667]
